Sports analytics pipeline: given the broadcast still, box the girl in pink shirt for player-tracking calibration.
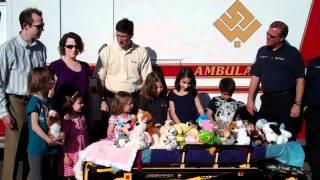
[107,91,136,140]
[59,91,89,179]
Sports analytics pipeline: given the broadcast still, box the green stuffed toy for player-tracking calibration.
[199,131,220,145]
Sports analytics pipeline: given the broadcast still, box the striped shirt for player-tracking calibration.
[0,34,47,117]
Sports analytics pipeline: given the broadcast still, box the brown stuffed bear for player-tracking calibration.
[137,111,160,137]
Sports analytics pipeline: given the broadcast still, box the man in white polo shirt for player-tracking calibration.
[93,18,152,115]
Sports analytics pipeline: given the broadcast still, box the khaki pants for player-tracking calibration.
[2,95,29,180]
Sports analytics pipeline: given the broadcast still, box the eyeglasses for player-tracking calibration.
[31,23,45,30]
[266,32,279,39]
[65,45,80,49]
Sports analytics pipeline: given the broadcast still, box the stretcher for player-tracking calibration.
[82,144,305,180]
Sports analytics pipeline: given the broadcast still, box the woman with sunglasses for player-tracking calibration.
[49,32,90,118]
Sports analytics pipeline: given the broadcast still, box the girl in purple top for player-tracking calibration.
[49,32,90,112]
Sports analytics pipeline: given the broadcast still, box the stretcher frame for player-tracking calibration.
[82,144,302,180]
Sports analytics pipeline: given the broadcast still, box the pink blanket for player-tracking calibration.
[74,140,137,180]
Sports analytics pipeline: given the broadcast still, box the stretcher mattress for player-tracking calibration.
[141,145,265,165]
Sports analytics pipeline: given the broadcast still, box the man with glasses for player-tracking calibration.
[247,21,305,140]
[0,8,46,180]
[93,18,152,118]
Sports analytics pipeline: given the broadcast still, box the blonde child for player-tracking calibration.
[59,90,89,179]
[27,67,62,180]
[169,67,204,123]
[138,71,169,127]
[107,91,136,140]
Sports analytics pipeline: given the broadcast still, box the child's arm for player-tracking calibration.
[206,109,215,121]
[30,112,60,146]
[166,109,171,120]
[64,152,73,166]
[107,123,115,138]
[194,95,205,115]
[169,100,181,124]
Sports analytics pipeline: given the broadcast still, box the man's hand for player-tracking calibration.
[290,104,301,118]
[247,99,256,116]
[101,100,109,112]
[2,115,16,130]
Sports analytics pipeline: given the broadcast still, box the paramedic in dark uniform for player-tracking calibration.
[304,57,320,180]
[247,21,305,139]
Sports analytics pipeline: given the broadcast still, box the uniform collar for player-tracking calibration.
[116,41,136,52]
[266,40,289,52]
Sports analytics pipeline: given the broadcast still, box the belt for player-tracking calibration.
[264,90,294,96]
[8,94,30,101]
[103,89,140,98]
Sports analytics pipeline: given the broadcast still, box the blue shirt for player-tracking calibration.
[250,43,305,92]
[305,58,320,107]
[27,96,58,155]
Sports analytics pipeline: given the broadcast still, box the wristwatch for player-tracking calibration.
[294,101,302,106]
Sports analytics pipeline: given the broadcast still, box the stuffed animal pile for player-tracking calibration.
[111,111,293,151]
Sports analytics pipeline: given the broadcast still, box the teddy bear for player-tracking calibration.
[159,127,178,150]
[151,119,176,149]
[114,131,130,148]
[245,121,265,146]
[218,128,236,145]
[160,119,175,135]
[47,110,64,142]
[137,111,160,145]
[185,122,200,144]
[125,116,152,150]
[174,123,199,148]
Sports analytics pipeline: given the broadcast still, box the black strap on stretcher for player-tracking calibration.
[179,144,253,177]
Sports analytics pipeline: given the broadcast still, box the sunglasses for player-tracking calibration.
[48,80,55,84]
[31,23,45,30]
[65,45,80,49]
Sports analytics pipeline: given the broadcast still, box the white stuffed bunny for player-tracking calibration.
[125,119,152,150]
